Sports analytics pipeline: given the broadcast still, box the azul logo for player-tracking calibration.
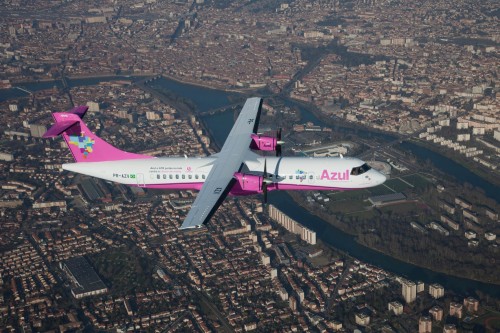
[69,134,95,158]
[320,169,350,181]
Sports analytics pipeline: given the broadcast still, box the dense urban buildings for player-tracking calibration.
[0,0,499,331]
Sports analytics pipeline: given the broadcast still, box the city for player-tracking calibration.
[0,0,499,332]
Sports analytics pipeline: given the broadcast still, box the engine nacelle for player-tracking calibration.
[234,173,263,192]
[250,134,278,151]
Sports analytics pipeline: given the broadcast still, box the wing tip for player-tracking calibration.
[179,224,205,231]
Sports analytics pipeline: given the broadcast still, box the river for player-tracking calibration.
[148,77,500,296]
[2,75,499,296]
[0,76,137,103]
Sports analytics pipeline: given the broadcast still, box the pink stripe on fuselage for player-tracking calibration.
[133,182,358,194]
[136,182,204,191]
[275,183,358,191]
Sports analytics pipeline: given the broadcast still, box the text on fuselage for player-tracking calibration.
[320,169,350,181]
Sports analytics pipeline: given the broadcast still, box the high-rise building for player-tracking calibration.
[429,283,444,299]
[268,205,316,244]
[297,289,304,303]
[289,296,297,311]
[429,306,443,321]
[418,316,432,333]
[401,279,417,303]
[463,297,479,313]
[355,313,370,326]
[388,301,403,315]
[278,288,288,301]
[494,130,500,142]
[261,253,270,266]
[417,281,425,293]
[449,302,463,319]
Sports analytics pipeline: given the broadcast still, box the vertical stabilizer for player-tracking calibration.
[43,106,153,162]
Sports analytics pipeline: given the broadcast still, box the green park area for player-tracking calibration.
[89,247,156,295]
[323,173,433,215]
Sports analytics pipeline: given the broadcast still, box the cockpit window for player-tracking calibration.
[350,163,372,176]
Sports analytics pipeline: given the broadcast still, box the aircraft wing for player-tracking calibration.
[180,97,263,230]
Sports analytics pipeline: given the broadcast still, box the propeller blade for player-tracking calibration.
[263,182,268,205]
[276,128,284,157]
[262,158,270,205]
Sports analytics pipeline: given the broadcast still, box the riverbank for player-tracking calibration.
[288,96,500,191]
[9,73,153,86]
[408,138,500,190]
[287,191,500,286]
[286,96,399,140]
[67,73,153,80]
[160,74,260,95]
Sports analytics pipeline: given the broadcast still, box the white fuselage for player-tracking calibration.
[63,154,386,193]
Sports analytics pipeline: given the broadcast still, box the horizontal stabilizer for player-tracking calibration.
[69,105,89,119]
[42,120,79,138]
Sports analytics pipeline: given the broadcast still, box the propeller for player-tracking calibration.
[262,158,273,205]
[276,128,284,157]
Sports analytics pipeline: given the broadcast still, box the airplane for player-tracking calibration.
[43,97,386,230]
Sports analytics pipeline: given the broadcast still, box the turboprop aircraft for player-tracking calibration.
[43,97,386,229]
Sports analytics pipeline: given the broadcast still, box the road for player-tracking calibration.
[326,262,351,315]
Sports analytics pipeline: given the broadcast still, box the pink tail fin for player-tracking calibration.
[44,106,153,162]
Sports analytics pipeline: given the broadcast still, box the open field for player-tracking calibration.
[401,173,433,189]
[384,178,412,192]
[321,173,434,215]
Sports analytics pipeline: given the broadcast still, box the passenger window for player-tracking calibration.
[175,174,179,179]
[296,175,300,179]
[163,174,166,179]
[182,174,185,179]
[157,174,160,179]
[202,174,206,179]
[309,175,313,179]
[188,175,192,179]
[195,174,199,179]
[289,175,293,180]
[169,174,173,179]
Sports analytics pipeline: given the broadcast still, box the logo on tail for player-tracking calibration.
[69,133,95,159]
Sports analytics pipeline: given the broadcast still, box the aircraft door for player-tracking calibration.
[137,173,145,187]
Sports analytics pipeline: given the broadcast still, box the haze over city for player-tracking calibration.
[0,0,499,332]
